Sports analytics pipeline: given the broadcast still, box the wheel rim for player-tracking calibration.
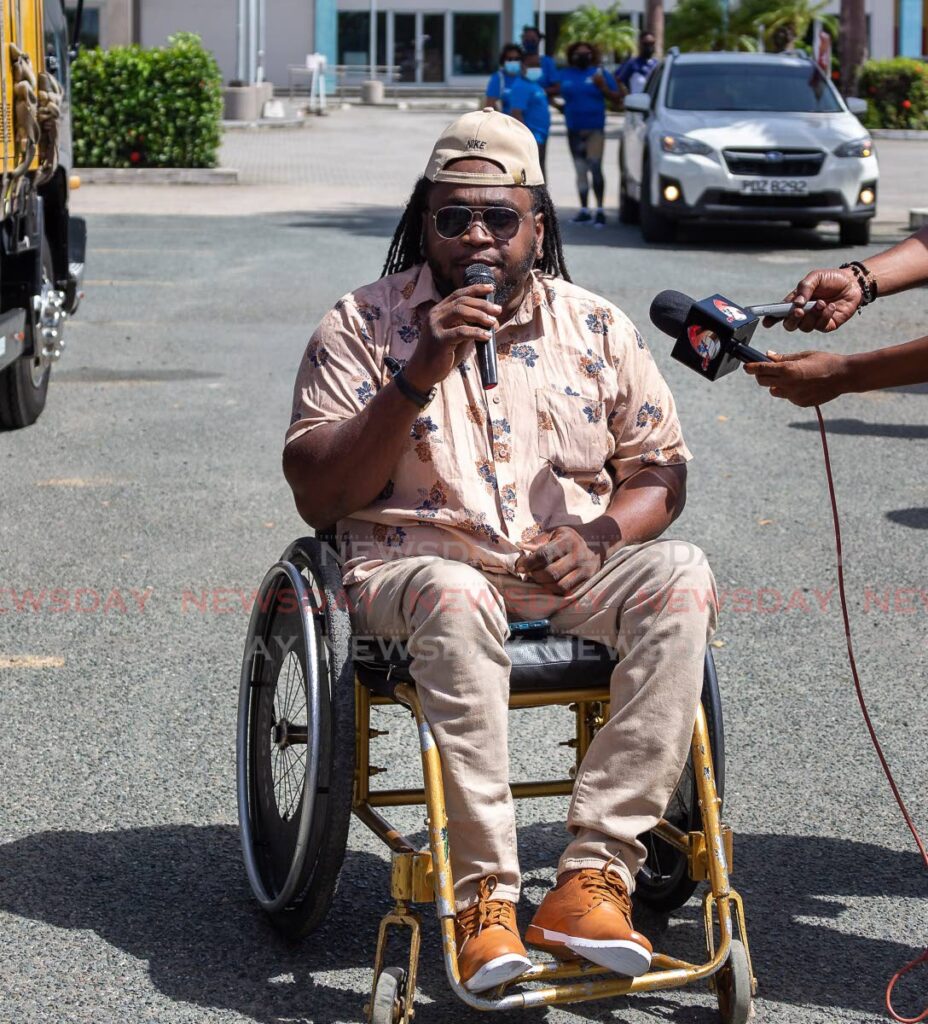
[237,561,322,912]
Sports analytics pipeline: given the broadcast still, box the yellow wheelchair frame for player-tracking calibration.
[237,537,756,1024]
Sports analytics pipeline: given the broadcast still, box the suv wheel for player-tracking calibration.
[640,156,676,244]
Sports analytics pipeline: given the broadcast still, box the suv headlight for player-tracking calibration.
[834,137,874,158]
[660,133,713,156]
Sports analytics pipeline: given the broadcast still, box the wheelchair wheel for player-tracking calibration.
[716,938,754,1024]
[237,536,355,939]
[635,649,725,912]
[370,966,406,1024]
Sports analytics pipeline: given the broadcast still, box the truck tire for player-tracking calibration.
[0,237,54,429]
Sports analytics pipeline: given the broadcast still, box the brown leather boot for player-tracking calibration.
[525,859,653,976]
[455,875,531,993]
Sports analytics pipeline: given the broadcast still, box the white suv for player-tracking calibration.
[619,51,879,245]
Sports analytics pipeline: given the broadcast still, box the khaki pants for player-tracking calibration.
[348,539,717,910]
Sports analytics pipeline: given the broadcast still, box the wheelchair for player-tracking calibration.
[236,535,756,1023]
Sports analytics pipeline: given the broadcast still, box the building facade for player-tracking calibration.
[67,0,925,90]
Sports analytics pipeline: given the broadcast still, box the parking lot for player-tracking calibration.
[0,107,926,1023]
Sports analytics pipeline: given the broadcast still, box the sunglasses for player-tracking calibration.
[431,205,528,241]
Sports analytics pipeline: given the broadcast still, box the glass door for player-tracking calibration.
[393,12,417,82]
[420,13,445,83]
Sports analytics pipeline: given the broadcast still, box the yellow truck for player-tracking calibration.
[0,0,85,428]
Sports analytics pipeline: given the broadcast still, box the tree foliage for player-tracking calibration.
[667,0,837,54]
[556,4,638,63]
[71,33,223,169]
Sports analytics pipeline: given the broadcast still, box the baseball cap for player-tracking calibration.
[424,107,544,187]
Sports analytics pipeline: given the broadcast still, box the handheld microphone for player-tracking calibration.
[463,263,499,391]
[649,289,773,381]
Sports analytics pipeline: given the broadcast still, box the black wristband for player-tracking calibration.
[840,261,878,307]
[392,367,435,409]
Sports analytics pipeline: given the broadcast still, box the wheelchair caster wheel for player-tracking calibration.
[370,966,406,1024]
[716,938,754,1024]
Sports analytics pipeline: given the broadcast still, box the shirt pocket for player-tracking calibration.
[535,388,610,474]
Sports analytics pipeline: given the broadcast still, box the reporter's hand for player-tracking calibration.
[743,350,851,407]
[404,283,501,390]
[766,268,863,333]
[514,524,605,596]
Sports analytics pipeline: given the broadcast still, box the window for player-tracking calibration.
[44,0,69,84]
[666,62,843,113]
[452,13,498,76]
[337,11,387,67]
[64,2,99,50]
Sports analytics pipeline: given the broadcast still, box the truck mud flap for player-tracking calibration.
[66,215,86,315]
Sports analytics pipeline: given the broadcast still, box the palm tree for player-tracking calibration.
[751,0,838,51]
[666,0,759,52]
[556,3,638,63]
[839,0,866,95]
[645,0,665,56]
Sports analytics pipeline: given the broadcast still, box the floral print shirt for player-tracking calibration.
[286,264,692,585]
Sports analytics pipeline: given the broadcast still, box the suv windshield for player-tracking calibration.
[666,62,842,113]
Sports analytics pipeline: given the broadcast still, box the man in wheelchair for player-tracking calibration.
[283,110,717,994]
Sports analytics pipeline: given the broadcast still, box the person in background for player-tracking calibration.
[617,31,658,96]
[520,24,558,89]
[744,226,928,405]
[485,43,524,113]
[551,41,621,227]
[509,52,551,176]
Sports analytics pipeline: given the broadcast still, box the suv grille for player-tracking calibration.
[723,149,824,177]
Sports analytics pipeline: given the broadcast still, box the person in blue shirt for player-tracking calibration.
[520,25,558,90]
[508,53,552,177]
[484,44,524,114]
[552,41,622,227]
[617,31,658,96]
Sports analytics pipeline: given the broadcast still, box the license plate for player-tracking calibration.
[740,179,809,194]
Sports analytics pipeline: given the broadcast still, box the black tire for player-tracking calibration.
[839,219,870,246]
[0,236,54,429]
[636,650,725,912]
[618,143,639,225]
[237,536,355,939]
[716,938,754,1024]
[639,156,676,244]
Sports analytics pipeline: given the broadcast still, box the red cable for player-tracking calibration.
[815,406,927,1023]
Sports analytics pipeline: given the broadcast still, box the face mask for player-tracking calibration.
[641,44,656,59]
[573,53,592,69]
[525,67,543,82]
[504,60,521,75]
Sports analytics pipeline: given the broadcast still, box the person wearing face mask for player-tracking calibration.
[551,41,621,227]
[508,53,551,176]
[617,31,658,97]
[520,25,558,90]
[485,44,524,114]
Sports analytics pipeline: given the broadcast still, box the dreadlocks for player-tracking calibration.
[381,177,572,283]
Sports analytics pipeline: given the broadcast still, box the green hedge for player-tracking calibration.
[72,32,222,168]
[858,58,928,130]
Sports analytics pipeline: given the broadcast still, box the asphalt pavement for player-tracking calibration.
[1,108,927,1024]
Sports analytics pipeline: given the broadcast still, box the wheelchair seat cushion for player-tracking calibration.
[353,633,617,695]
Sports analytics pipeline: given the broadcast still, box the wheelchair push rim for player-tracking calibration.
[237,559,323,913]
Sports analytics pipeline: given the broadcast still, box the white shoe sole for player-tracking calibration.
[463,952,532,993]
[533,927,651,976]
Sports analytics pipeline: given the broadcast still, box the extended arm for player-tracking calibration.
[744,333,928,407]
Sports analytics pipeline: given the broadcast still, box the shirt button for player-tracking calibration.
[492,395,501,405]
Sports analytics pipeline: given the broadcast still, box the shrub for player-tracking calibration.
[858,58,928,130]
[71,32,223,168]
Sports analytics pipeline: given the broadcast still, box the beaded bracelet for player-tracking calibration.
[840,260,879,309]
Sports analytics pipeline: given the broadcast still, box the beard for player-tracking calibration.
[427,247,537,308]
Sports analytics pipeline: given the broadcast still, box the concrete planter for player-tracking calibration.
[223,82,275,122]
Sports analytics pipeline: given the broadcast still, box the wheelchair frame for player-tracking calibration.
[237,538,757,1024]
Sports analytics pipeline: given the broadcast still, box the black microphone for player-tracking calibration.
[650,289,772,381]
[463,263,499,391]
